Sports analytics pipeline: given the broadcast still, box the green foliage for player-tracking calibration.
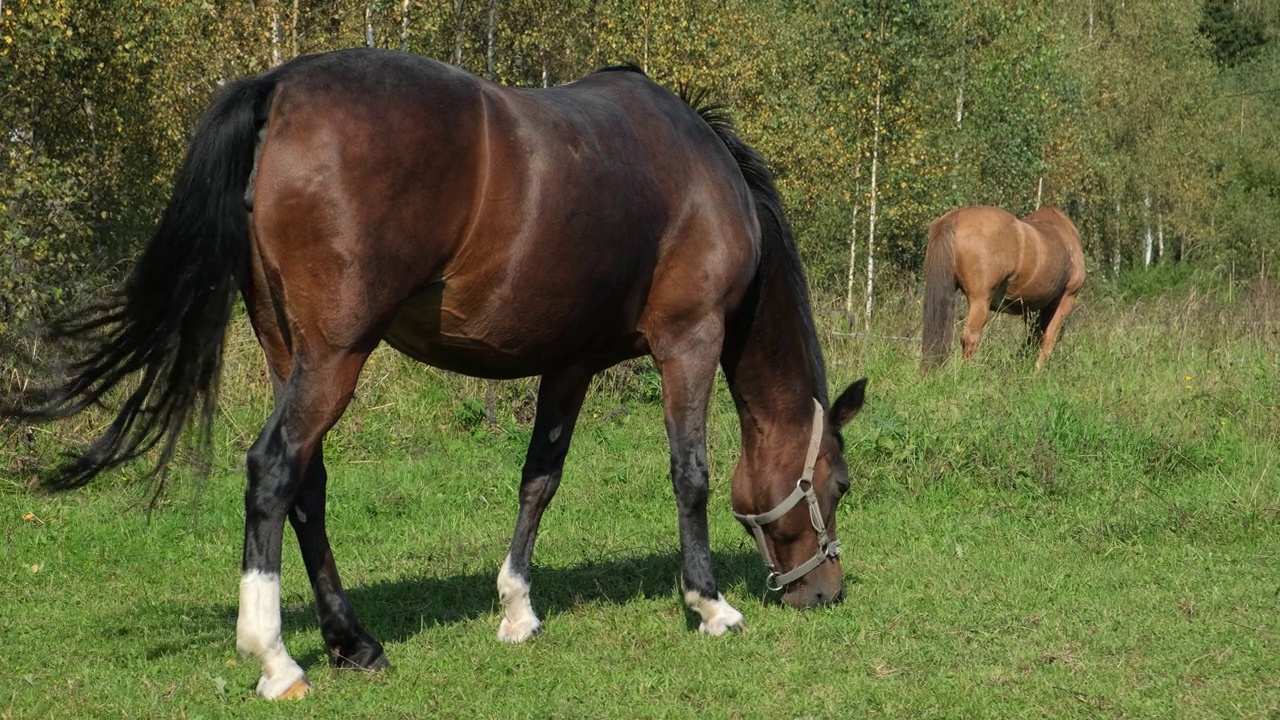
[1,0,1278,329]
[1200,0,1270,66]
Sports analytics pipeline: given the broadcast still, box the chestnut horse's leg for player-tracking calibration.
[497,365,594,643]
[237,349,369,699]
[651,320,745,635]
[1034,293,1079,370]
[961,293,992,359]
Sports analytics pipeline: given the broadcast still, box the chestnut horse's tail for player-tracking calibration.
[921,213,958,371]
[4,75,278,490]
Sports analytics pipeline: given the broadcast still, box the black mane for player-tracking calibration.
[680,86,829,405]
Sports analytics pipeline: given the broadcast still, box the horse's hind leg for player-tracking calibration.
[961,292,992,359]
[290,442,387,669]
[497,365,593,643]
[1034,293,1078,370]
[237,349,370,699]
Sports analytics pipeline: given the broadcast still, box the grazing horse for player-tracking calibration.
[920,205,1085,370]
[3,49,866,699]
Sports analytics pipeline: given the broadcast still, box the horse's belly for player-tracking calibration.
[382,283,643,379]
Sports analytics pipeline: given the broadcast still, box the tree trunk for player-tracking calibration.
[486,0,497,80]
[845,202,859,315]
[365,4,375,48]
[1113,200,1123,276]
[864,73,882,328]
[454,0,465,65]
[952,85,963,192]
[1143,193,1153,268]
[401,0,412,51]
[641,1,651,74]
[271,1,283,65]
[1157,205,1165,264]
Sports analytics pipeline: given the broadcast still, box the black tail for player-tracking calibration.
[3,76,276,490]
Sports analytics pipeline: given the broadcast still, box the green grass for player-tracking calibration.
[3,274,1278,718]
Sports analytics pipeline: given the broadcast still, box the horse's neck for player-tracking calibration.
[721,251,824,461]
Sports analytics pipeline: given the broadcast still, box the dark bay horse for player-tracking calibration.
[4,49,866,699]
[920,205,1085,371]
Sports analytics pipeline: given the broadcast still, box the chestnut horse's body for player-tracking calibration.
[920,205,1085,370]
[5,49,865,698]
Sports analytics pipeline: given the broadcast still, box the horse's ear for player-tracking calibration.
[829,378,867,430]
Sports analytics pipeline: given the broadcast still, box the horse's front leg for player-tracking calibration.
[653,325,745,636]
[497,366,593,642]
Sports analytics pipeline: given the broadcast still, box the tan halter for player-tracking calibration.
[731,399,840,591]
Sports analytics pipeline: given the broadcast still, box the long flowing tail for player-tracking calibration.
[3,75,277,489]
[920,213,958,371]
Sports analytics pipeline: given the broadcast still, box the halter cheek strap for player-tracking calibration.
[731,399,841,591]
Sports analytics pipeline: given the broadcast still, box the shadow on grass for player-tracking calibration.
[155,548,772,665]
[325,548,769,647]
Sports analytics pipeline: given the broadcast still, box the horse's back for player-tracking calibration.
[247,50,758,379]
[945,205,1083,310]
[945,206,1022,295]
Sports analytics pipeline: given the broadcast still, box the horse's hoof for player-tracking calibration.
[699,616,746,636]
[685,590,745,636]
[497,616,542,643]
[257,671,310,700]
[333,640,389,671]
[277,678,311,700]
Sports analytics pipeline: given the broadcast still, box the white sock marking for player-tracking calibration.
[683,589,745,636]
[496,555,542,642]
[237,570,307,698]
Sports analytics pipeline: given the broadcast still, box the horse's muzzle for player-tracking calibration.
[779,561,845,608]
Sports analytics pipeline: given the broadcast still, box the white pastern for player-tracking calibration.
[683,589,746,636]
[237,570,308,698]
[496,555,542,643]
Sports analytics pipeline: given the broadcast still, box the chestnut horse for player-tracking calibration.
[3,49,866,698]
[920,205,1085,370]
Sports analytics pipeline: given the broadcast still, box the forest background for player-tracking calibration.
[1,0,1278,331]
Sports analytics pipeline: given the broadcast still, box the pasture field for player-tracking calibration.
[3,268,1278,718]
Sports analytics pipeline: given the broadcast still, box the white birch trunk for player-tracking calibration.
[1113,200,1123,276]
[1157,206,1165,264]
[642,2,651,74]
[952,85,963,191]
[486,0,497,80]
[271,2,282,65]
[1036,177,1044,209]
[864,74,882,328]
[401,0,412,51]
[454,0,465,65]
[365,5,375,48]
[845,203,859,315]
[1143,193,1153,268]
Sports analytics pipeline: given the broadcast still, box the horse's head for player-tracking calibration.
[732,378,867,608]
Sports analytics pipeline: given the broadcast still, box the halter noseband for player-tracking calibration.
[731,399,841,592]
